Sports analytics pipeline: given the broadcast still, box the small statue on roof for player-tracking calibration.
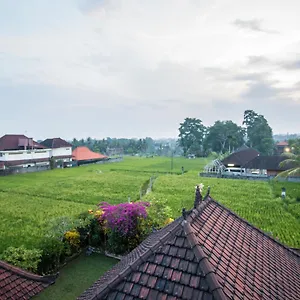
[194,183,204,208]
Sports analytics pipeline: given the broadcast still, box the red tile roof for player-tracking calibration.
[79,190,300,300]
[0,135,46,151]
[72,146,107,161]
[276,141,289,146]
[0,260,56,300]
[243,155,294,171]
[222,148,260,167]
[41,138,72,149]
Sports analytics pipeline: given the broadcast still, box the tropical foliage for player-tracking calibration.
[277,153,300,177]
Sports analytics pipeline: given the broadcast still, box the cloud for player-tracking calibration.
[77,0,106,13]
[280,59,300,70]
[233,19,279,34]
[1,0,300,138]
[247,56,271,65]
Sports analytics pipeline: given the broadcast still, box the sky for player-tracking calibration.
[0,0,300,140]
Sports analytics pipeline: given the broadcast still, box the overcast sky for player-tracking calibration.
[0,0,300,140]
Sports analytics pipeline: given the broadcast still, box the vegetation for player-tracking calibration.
[0,156,299,275]
[277,153,300,177]
[243,109,274,155]
[177,110,275,156]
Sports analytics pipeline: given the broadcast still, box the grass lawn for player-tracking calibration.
[34,253,117,300]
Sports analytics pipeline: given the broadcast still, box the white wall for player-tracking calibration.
[0,149,51,162]
[51,147,72,158]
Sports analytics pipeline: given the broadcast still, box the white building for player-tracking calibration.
[0,135,72,170]
[40,138,72,167]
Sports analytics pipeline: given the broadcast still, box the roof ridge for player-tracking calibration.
[206,196,300,258]
[0,260,57,283]
[88,221,183,299]
[181,220,226,300]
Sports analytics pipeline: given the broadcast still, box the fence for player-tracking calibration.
[199,172,300,182]
[0,165,50,176]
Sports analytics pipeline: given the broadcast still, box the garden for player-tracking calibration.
[0,156,299,282]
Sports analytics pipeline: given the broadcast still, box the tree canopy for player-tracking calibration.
[178,118,206,156]
[243,110,274,155]
[204,120,245,154]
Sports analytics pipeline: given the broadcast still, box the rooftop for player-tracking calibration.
[72,146,107,162]
[40,138,72,149]
[79,187,300,300]
[0,260,56,300]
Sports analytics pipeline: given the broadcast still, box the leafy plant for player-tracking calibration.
[37,237,66,274]
[145,196,173,229]
[1,246,42,273]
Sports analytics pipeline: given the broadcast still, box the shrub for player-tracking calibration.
[97,201,150,254]
[1,246,42,273]
[37,237,66,274]
[146,196,173,229]
[64,230,80,252]
[98,202,149,237]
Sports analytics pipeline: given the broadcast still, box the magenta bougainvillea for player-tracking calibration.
[97,201,150,237]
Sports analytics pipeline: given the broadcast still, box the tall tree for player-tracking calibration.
[243,110,274,155]
[204,120,245,154]
[178,118,206,156]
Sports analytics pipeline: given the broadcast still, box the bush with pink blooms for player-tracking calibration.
[96,201,151,254]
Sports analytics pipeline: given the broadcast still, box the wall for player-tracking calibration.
[0,165,50,176]
[51,147,72,159]
[199,172,300,182]
[0,149,51,163]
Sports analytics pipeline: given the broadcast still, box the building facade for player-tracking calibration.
[0,135,72,170]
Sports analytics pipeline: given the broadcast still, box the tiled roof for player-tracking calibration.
[0,260,56,300]
[41,138,72,149]
[79,190,300,300]
[221,148,260,167]
[243,155,293,171]
[72,146,107,162]
[0,135,46,151]
[276,141,289,146]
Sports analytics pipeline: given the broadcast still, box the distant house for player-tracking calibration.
[79,190,300,300]
[276,141,289,155]
[0,134,49,169]
[40,138,73,167]
[243,155,294,176]
[0,259,56,300]
[72,146,108,165]
[221,146,260,168]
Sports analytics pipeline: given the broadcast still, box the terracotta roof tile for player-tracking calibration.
[0,134,46,151]
[221,148,260,167]
[72,146,107,161]
[0,260,56,300]
[79,191,300,300]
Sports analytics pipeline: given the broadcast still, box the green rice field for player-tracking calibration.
[0,156,299,252]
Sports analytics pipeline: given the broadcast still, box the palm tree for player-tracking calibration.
[276,153,300,177]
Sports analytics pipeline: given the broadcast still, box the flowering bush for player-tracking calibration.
[95,201,150,254]
[145,196,173,230]
[64,230,80,251]
[98,201,150,237]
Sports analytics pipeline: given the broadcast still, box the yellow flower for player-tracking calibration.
[88,209,94,214]
[94,210,103,217]
[165,218,174,225]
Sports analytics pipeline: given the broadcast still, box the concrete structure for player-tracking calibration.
[40,138,73,167]
[0,135,72,170]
